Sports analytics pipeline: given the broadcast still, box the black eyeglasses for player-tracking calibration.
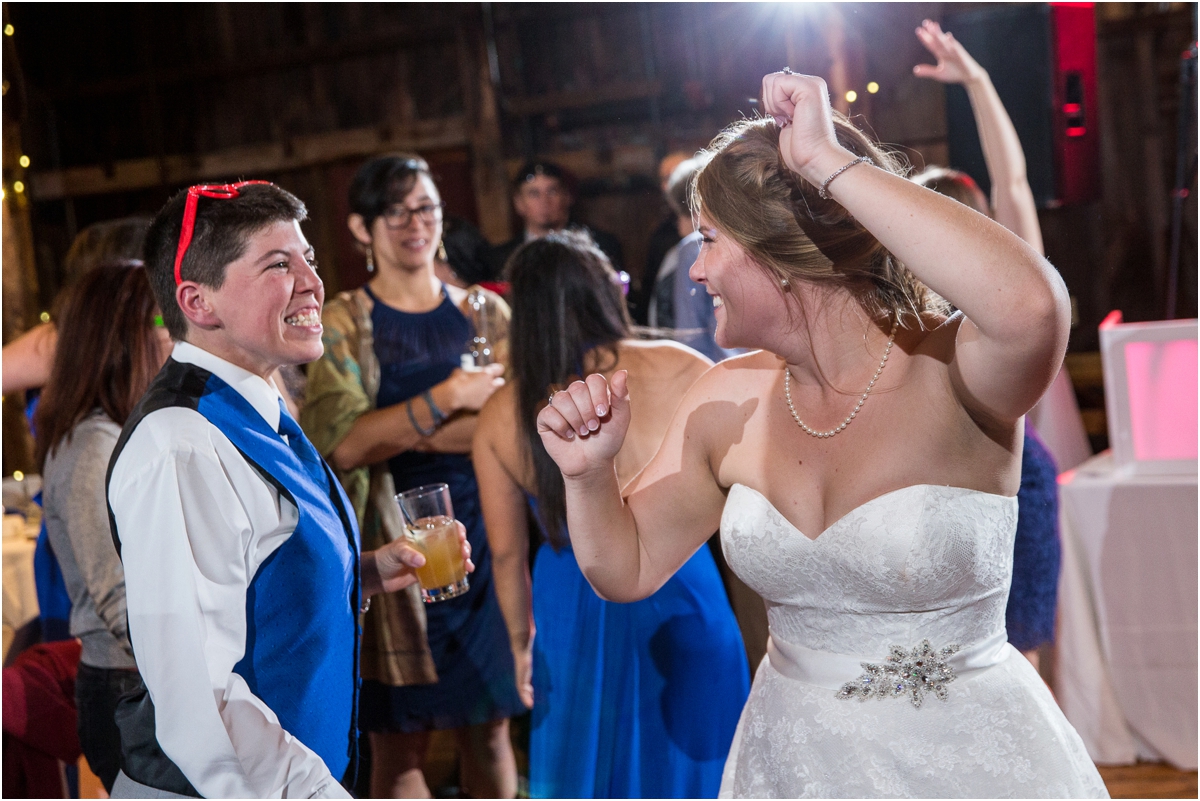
[381,201,445,230]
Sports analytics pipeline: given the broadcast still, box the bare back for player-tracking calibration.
[481,339,713,494]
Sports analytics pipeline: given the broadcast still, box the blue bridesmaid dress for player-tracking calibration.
[528,504,750,799]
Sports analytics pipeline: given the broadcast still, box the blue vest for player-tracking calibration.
[107,359,361,795]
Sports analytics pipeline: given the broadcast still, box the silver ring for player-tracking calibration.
[547,393,555,407]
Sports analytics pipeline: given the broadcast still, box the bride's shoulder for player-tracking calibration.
[687,349,778,401]
[906,311,963,358]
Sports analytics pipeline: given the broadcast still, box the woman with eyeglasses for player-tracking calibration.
[302,154,523,798]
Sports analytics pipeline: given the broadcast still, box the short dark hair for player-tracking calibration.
[512,160,571,194]
[348,153,434,232]
[144,183,307,339]
[507,230,630,548]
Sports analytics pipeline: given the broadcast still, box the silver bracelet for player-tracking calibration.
[819,155,874,200]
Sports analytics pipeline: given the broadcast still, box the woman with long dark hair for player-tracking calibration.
[302,154,522,798]
[473,231,749,798]
[34,263,172,792]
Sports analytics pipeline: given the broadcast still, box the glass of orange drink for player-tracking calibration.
[395,483,469,603]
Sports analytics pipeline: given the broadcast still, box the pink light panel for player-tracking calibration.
[1124,339,1198,461]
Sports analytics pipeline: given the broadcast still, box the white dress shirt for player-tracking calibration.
[109,341,352,799]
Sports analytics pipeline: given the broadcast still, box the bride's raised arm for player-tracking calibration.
[762,71,1070,425]
[536,368,727,603]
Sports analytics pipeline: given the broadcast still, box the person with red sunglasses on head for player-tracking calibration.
[105,181,471,799]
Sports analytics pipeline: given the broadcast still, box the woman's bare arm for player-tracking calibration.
[536,366,727,603]
[914,19,1044,254]
[764,72,1069,424]
[2,323,57,395]
[473,395,536,707]
[330,364,504,471]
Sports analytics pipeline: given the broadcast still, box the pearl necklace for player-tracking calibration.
[783,315,899,439]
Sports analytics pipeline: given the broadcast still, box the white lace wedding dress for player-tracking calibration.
[719,483,1108,798]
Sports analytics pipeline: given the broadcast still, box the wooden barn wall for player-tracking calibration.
[4,2,1195,347]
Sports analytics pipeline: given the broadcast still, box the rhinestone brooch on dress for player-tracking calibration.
[836,640,961,708]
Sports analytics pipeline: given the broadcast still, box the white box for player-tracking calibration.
[1098,311,1198,475]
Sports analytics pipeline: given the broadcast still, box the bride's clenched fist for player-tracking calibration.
[761,71,854,188]
[536,370,631,478]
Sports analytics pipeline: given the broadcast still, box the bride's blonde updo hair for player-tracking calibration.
[693,115,949,325]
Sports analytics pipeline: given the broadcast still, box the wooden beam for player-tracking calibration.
[50,22,460,100]
[504,144,659,185]
[504,79,662,117]
[457,21,512,243]
[29,117,469,201]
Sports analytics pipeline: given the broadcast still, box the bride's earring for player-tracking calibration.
[365,248,375,273]
[437,240,448,263]
[781,277,790,290]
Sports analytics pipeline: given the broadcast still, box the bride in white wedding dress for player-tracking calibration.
[534,71,1107,798]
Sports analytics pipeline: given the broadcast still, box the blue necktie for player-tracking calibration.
[277,399,331,497]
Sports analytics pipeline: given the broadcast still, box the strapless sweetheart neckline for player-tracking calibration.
[718,481,1107,798]
[728,482,1017,543]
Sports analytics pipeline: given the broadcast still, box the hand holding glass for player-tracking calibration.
[396,483,469,602]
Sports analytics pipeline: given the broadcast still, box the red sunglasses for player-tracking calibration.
[173,181,273,285]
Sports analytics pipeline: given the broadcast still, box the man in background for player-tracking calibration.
[649,154,742,363]
[488,161,623,277]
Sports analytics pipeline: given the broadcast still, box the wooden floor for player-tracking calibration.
[77,752,1197,798]
[1099,762,1198,799]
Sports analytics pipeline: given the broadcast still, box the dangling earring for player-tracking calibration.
[365,249,375,273]
[437,240,448,263]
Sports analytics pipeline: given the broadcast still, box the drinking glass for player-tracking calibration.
[462,287,494,368]
[395,483,469,602]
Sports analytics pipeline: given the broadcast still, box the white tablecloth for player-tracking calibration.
[1055,451,1197,769]
[2,530,40,658]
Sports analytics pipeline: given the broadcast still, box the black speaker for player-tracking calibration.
[943,4,1099,208]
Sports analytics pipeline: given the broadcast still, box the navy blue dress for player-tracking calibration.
[357,285,526,732]
[1006,429,1062,652]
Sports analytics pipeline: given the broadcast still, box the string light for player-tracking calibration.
[867,82,880,94]
[18,155,29,168]
[13,471,24,482]
[845,90,858,103]
[12,181,24,194]
[4,25,13,36]
[1,188,5,200]
[1,80,8,96]
[39,311,50,323]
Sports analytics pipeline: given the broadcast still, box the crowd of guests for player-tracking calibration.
[1,23,1095,800]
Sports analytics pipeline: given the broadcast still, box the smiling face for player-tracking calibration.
[690,214,791,350]
[369,173,444,273]
[185,219,324,377]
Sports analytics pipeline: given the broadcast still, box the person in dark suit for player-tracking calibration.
[488,161,623,277]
